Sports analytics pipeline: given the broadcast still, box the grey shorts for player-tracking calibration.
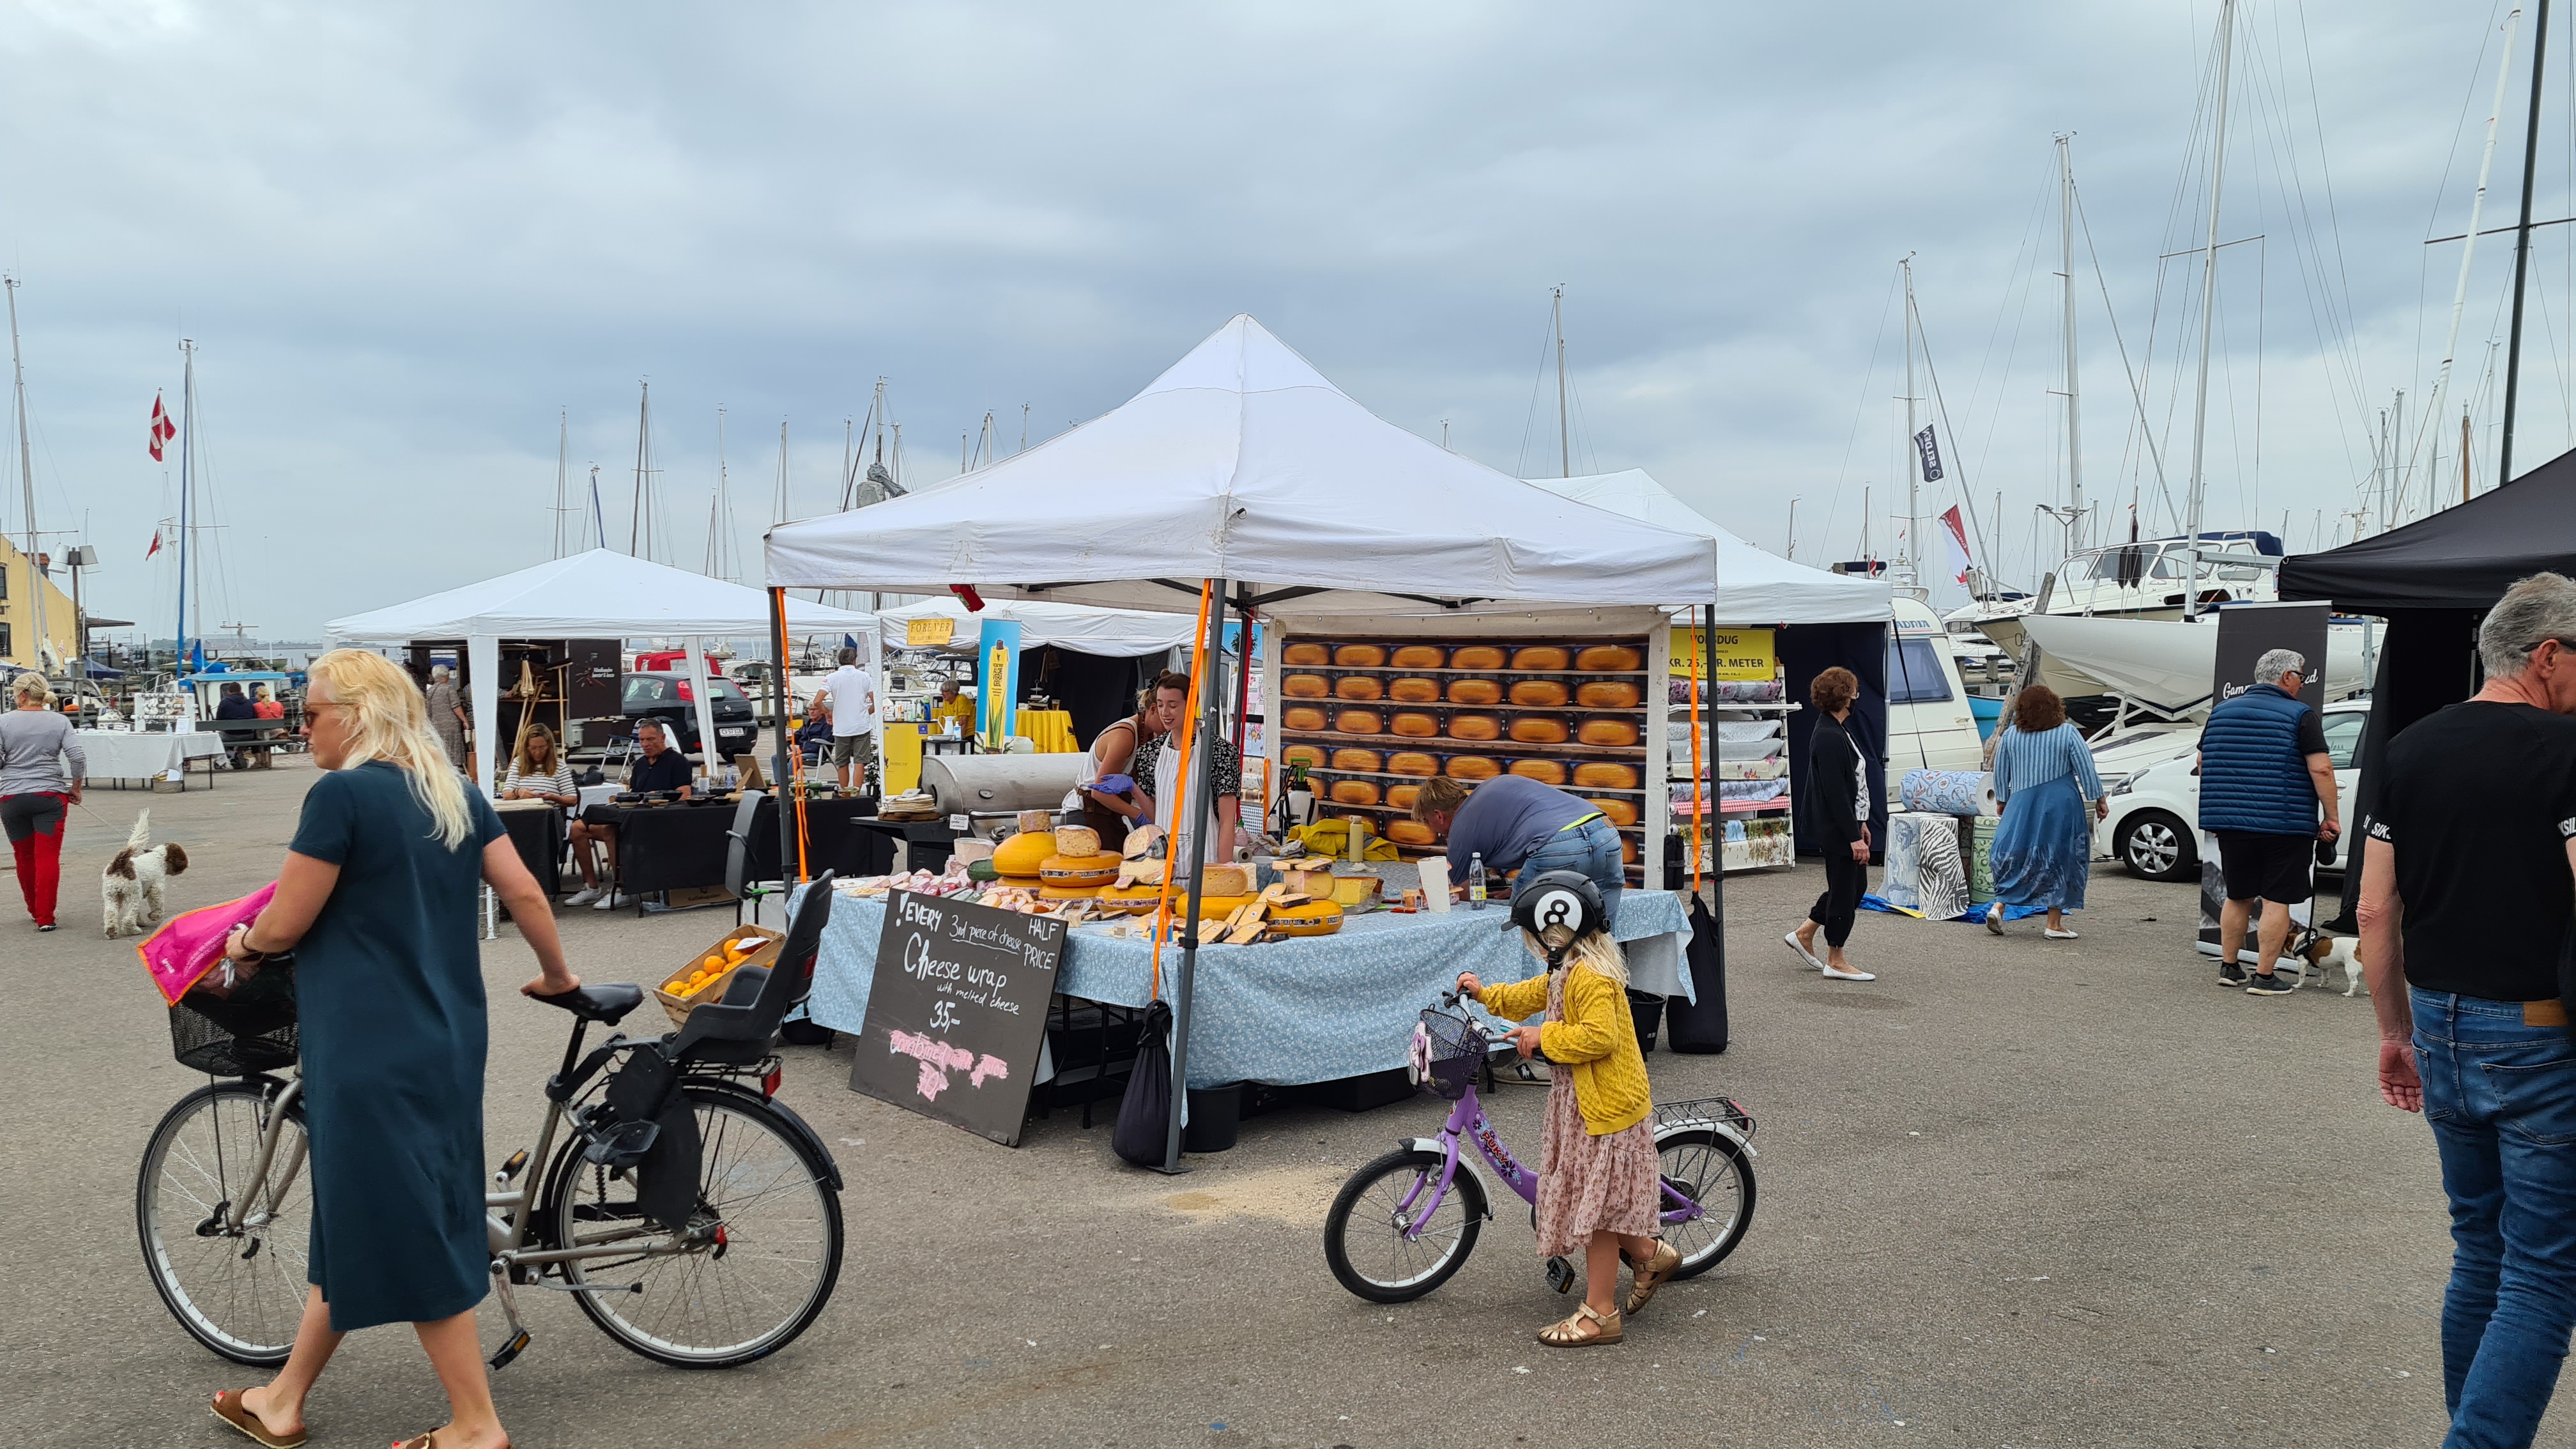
[830,733,877,768]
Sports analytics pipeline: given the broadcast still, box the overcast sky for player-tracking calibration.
[1,0,2564,641]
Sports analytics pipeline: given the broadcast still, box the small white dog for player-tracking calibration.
[102,810,189,939]
[2301,932,2368,997]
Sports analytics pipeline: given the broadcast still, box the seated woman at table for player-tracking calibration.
[252,684,286,721]
[500,724,578,807]
[930,678,976,733]
[1411,774,1623,926]
[565,718,691,910]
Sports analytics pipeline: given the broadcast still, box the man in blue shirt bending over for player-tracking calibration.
[1410,774,1624,925]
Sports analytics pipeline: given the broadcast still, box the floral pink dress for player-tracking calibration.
[1532,966,1662,1259]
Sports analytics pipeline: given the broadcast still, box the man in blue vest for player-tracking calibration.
[2197,648,2338,994]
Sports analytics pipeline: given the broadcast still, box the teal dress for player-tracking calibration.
[290,760,504,1331]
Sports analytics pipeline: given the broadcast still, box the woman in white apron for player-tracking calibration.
[1137,671,1241,868]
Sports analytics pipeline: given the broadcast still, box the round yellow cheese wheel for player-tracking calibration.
[1445,756,1500,780]
[1446,714,1501,741]
[992,831,1056,878]
[1389,712,1439,737]
[1577,718,1640,747]
[1335,709,1383,735]
[1334,675,1384,701]
[1039,883,1104,901]
[1387,677,1441,703]
[1330,780,1381,806]
[1386,820,1438,847]
[1386,783,1421,809]
[1577,645,1643,671]
[1508,759,1568,785]
[1588,797,1641,827]
[1282,641,1330,666]
[1445,678,1502,705]
[1332,643,1386,668]
[1450,645,1506,670]
[1509,716,1569,744]
[1331,747,1383,773]
[1038,854,1121,887]
[1508,680,1570,707]
[1269,900,1346,936]
[1284,673,1330,698]
[1390,645,1447,669]
[1512,645,1571,670]
[1572,763,1640,790]
[1576,681,1642,709]
[1386,751,1439,776]
[1283,744,1326,771]
[1284,705,1329,732]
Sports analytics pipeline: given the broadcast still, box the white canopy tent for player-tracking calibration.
[328,549,880,818]
[1524,470,1892,625]
[873,597,1196,659]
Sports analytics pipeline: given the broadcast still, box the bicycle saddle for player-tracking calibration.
[534,982,643,1023]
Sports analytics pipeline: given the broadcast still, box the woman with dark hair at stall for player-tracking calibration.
[1786,666,1874,981]
[1983,683,2104,940]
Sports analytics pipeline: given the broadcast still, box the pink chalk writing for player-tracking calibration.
[887,1030,1010,1101]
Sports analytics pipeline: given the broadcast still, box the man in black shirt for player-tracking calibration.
[2362,571,2576,1446]
[565,718,694,910]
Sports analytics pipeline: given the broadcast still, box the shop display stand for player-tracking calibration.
[1671,691,1800,875]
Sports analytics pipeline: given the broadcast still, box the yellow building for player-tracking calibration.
[0,535,83,672]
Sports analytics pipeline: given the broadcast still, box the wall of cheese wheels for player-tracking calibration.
[1273,635,1656,884]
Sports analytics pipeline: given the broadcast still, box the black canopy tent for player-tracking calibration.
[2279,443,2576,926]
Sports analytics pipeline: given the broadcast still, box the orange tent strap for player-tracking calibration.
[1148,580,1216,1001]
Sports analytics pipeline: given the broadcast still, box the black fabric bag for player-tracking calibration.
[594,1048,703,1230]
[1113,1000,1175,1167]
[1664,893,1730,1054]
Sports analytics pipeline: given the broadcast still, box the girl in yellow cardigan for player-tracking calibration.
[1457,871,1674,1347]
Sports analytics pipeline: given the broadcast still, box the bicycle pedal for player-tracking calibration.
[1545,1257,1576,1294]
[487,1330,530,1372]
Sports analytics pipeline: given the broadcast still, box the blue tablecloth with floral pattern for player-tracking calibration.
[806,889,1693,1089]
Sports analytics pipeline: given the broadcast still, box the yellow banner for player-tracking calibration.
[1671,626,1776,682]
[905,617,956,647]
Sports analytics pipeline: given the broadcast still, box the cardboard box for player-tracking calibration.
[654,923,785,1027]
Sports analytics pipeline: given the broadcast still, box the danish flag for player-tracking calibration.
[149,393,176,461]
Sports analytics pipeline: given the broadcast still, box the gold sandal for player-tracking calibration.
[1536,1301,1622,1347]
[1625,1239,1682,1314]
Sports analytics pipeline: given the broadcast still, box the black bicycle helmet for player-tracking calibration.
[1511,869,1606,947]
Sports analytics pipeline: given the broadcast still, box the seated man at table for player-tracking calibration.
[212,684,260,768]
[1410,774,1624,926]
[565,718,693,909]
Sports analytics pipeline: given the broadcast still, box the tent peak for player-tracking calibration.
[1135,314,1347,401]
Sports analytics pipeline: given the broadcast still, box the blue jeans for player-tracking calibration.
[1516,816,1623,928]
[2413,988,2576,1448]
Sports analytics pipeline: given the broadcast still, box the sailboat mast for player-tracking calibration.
[2422,6,2522,524]
[2057,137,2085,545]
[588,464,606,549]
[178,339,195,671]
[4,277,42,675]
[553,408,569,560]
[2502,0,2555,486]
[630,381,650,557]
[1901,256,1920,579]
[2182,0,2237,621]
[1553,286,1570,479]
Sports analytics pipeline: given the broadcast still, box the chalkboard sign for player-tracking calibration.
[847,891,1065,1146]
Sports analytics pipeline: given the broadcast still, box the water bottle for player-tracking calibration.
[1468,852,1487,910]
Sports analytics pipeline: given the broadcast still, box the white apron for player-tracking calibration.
[1153,736,1226,868]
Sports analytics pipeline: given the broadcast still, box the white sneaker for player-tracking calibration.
[2043,927,2079,940]
[594,891,634,910]
[1820,964,1876,981]
[563,886,602,907]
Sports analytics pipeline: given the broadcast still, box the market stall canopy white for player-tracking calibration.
[1524,470,1891,625]
[764,316,1720,616]
[325,548,878,643]
[873,597,1193,658]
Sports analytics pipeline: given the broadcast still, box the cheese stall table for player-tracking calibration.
[806,887,1694,1091]
[77,730,226,786]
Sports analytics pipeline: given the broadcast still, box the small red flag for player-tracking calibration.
[149,393,176,462]
[146,528,162,560]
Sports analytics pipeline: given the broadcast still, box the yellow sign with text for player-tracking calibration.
[1671,626,1776,682]
[905,617,956,647]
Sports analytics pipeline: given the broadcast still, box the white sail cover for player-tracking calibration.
[326,548,878,643]
[2018,613,2370,715]
[873,597,1194,657]
[763,316,1719,615]
[1524,469,1891,625]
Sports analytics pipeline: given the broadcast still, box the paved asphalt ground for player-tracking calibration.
[0,758,2542,1447]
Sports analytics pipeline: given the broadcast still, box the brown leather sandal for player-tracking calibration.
[1624,1239,1682,1314]
[210,1389,307,1449]
[1535,1301,1622,1346]
[392,1436,511,1449]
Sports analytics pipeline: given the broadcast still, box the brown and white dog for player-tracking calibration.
[103,810,188,939]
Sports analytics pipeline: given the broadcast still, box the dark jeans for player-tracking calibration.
[2413,987,2576,1448]
[1807,845,1867,949]
[1517,816,1624,927]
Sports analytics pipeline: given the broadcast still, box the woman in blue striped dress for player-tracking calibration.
[1984,685,2106,940]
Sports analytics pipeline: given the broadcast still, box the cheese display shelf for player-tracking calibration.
[1278,634,1654,882]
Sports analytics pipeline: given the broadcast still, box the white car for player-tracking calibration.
[2094,700,2366,882]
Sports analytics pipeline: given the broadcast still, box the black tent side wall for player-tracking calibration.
[1024,645,1150,748]
[2327,608,2481,931]
[1782,621,1890,859]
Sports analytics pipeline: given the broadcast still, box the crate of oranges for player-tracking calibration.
[654,924,786,1027]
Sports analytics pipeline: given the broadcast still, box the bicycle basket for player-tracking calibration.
[168,955,299,1076]
[1416,1007,1482,1101]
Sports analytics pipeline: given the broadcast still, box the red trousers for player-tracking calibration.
[2,792,66,928]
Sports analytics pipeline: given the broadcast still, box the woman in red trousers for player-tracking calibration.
[0,672,86,931]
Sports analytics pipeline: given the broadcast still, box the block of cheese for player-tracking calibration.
[1053,825,1102,858]
[1334,675,1384,702]
[1389,712,1439,737]
[1335,709,1383,735]
[1509,716,1569,744]
[1576,680,1642,709]
[1200,864,1256,897]
[1572,762,1640,790]
[1386,751,1440,777]
[1388,677,1441,703]
[1284,705,1329,732]
[1445,714,1501,741]
[1330,780,1381,806]
[1386,820,1438,847]
[1386,783,1421,809]
[1284,673,1330,698]
[1445,756,1500,780]
[1283,744,1326,772]
[1450,645,1506,670]
[1328,874,1385,907]
[1511,645,1571,670]
[1577,717,1641,747]
[992,831,1056,878]
[1331,747,1383,773]
[1283,641,1330,666]
[1576,645,1643,672]
[1390,644,1447,669]
[1508,759,1568,785]
[1445,678,1502,705]
[1588,797,1640,827]
[1333,643,1387,668]
[1509,679,1570,707]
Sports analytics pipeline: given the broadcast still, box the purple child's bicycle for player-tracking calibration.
[1322,990,1758,1303]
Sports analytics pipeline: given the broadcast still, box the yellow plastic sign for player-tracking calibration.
[905,617,956,647]
[1671,626,1775,682]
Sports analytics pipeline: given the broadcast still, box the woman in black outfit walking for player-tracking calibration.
[1786,666,1875,981]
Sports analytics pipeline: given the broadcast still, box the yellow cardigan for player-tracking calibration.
[1476,964,1651,1136]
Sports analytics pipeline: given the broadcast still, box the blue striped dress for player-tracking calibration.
[1988,723,2103,912]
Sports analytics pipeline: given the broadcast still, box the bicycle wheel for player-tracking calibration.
[544,1082,843,1368]
[1322,1147,1486,1303]
[1654,1127,1754,1279]
[136,1080,313,1365]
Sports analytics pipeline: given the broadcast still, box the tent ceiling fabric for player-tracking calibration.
[325,548,877,643]
[762,315,1720,613]
[1524,469,1890,625]
[873,597,1194,657]
[2281,445,2576,612]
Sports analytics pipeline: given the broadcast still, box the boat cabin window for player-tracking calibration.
[1884,634,1955,705]
[2322,712,2363,770]
[2211,556,2278,582]
[2054,555,2096,585]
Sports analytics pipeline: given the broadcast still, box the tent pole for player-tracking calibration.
[1704,604,1723,964]
[1162,572,1228,1174]
[768,588,795,885]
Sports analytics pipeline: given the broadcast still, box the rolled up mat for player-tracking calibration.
[1913,816,1970,921]
[1880,810,1930,910]
[1898,769,1998,816]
